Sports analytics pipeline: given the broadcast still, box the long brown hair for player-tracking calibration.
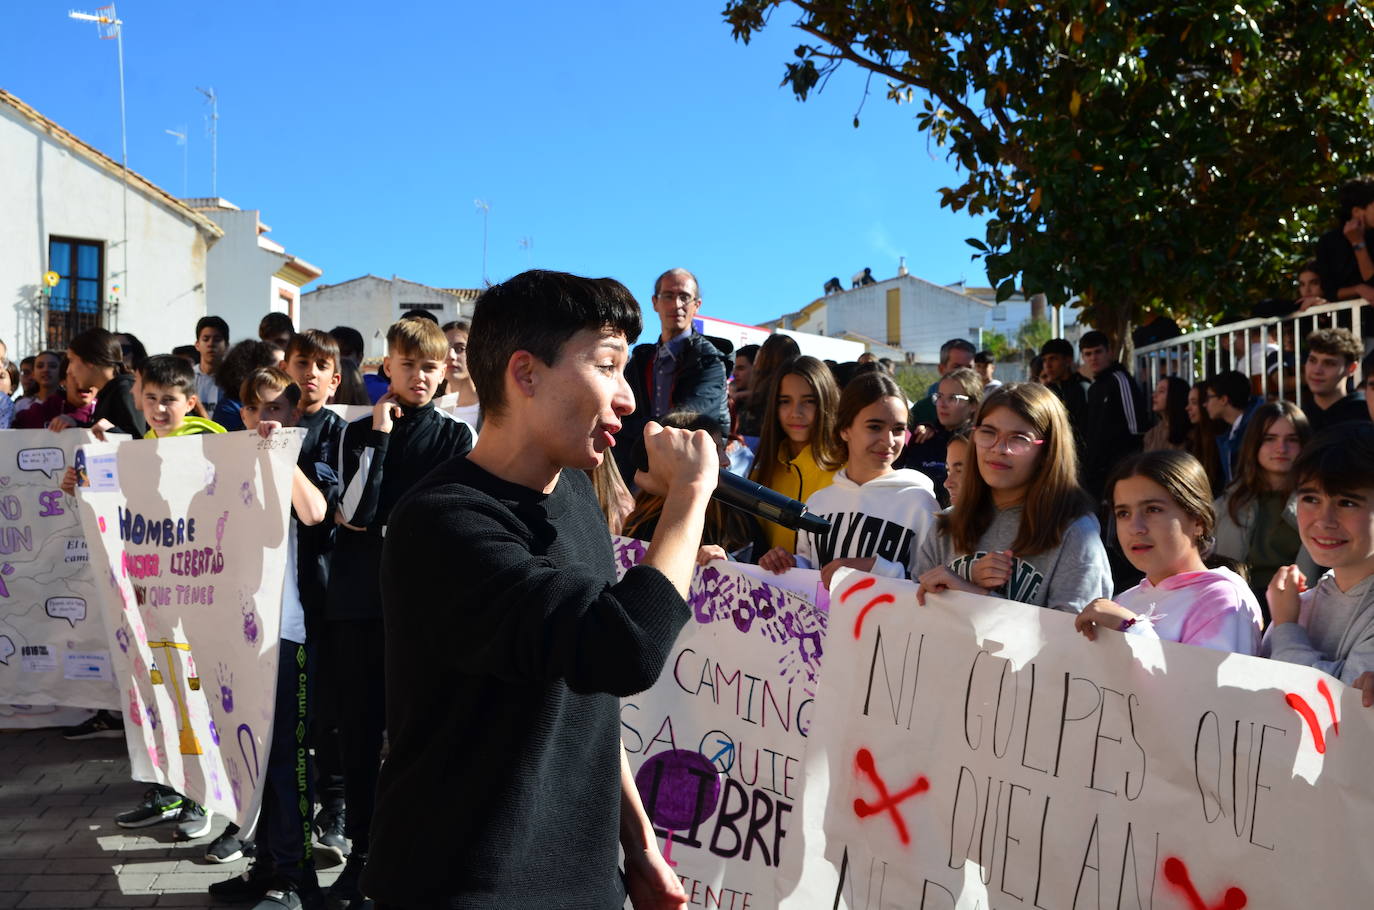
[751,356,843,484]
[1185,381,1227,496]
[1106,450,1216,551]
[741,333,802,431]
[1224,400,1312,524]
[939,383,1091,556]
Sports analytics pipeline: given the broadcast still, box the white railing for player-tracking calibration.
[1133,299,1366,407]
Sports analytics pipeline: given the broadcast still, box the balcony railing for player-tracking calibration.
[1132,299,1366,407]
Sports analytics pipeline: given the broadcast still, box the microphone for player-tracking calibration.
[631,437,832,536]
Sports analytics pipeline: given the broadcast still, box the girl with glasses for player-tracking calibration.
[757,371,939,585]
[1072,450,1262,653]
[895,367,982,506]
[750,356,842,553]
[911,383,1112,612]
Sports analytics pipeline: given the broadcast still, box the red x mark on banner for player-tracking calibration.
[852,747,929,846]
[1163,857,1248,910]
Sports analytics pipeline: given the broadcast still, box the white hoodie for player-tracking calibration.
[796,468,939,578]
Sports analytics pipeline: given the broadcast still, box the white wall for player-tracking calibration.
[1,104,215,358]
[201,208,274,343]
[301,277,474,359]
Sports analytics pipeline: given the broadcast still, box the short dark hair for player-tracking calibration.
[400,309,440,324]
[329,326,365,361]
[139,354,196,398]
[216,340,280,399]
[1040,338,1074,358]
[171,345,199,364]
[737,344,760,363]
[285,329,340,371]
[258,312,295,340]
[974,350,996,365]
[19,356,34,370]
[196,316,229,341]
[1336,177,1374,222]
[1079,330,1110,352]
[1295,422,1374,496]
[939,338,976,367]
[68,328,126,374]
[1299,259,1320,276]
[1204,370,1251,410]
[1306,327,1363,366]
[469,270,642,421]
[652,268,700,300]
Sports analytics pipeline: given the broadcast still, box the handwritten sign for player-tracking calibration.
[783,572,1374,908]
[0,430,116,712]
[614,537,827,908]
[75,430,302,828]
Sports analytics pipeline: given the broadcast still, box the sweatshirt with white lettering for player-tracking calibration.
[910,505,1112,613]
[795,468,939,578]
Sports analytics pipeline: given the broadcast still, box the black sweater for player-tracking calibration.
[324,401,474,621]
[295,407,347,632]
[89,373,146,437]
[363,459,689,907]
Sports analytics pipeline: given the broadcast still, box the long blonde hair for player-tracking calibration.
[750,356,842,484]
[940,383,1091,556]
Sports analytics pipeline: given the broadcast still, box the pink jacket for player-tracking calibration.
[1116,567,1262,655]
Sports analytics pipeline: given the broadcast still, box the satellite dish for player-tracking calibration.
[43,271,60,287]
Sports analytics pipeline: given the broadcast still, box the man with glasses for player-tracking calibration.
[616,267,732,480]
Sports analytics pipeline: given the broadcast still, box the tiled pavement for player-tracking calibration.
[0,726,343,909]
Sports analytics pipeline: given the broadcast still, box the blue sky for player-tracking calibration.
[3,0,989,329]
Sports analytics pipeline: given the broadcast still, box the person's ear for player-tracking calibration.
[508,351,538,400]
[186,394,199,412]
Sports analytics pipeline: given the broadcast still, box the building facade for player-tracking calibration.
[1,89,222,357]
[300,276,480,359]
[184,199,321,342]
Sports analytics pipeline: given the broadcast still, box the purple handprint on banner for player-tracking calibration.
[216,663,235,713]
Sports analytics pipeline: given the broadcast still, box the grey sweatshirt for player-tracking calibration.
[909,506,1112,613]
[1262,572,1374,684]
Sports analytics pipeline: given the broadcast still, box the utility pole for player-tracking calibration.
[197,86,218,197]
[474,199,491,286]
[68,4,127,326]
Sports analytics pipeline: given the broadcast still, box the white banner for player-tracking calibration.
[75,430,302,827]
[0,429,116,712]
[615,537,828,908]
[788,571,1374,908]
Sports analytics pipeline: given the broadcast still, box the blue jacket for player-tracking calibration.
[616,331,731,478]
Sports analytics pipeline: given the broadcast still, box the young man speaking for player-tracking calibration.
[364,270,716,909]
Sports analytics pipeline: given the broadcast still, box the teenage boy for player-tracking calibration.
[362,269,711,908]
[1203,370,1257,484]
[259,312,296,352]
[195,316,230,410]
[208,368,330,910]
[1039,337,1089,433]
[1264,423,1374,692]
[322,319,474,906]
[139,354,226,438]
[1079,330,1149,497]
[281,330,350,862]
[1301,328,1368,433]
[973,349,1001,391]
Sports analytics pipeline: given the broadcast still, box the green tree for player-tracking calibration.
[979,329,1012,361]
[724,0,1374,353]
[1015,316,1053,358]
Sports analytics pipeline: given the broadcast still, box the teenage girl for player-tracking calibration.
[1213,400,1319,615]
[758,371,939,585]
[1074,449,1262,654]
[912,383,1111,612]
[50,327,145,437]
[750,355,842,553]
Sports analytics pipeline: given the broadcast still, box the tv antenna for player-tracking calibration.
[474,199,491,285]
[519,236,533,268]
[196,86,218,196]
[164,126,187,196]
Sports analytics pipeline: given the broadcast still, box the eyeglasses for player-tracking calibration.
[654,292,698,305]
[931,392,974,405]
[972,425,1045,456]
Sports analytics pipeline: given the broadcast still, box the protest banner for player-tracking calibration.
[75,430,303,828]
[614,537,828,909]
[0,429,117,713]
[784,572,1374,909]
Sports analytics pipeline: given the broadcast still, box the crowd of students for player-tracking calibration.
[11,266,1374,909]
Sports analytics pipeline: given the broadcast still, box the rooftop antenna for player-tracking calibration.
[474,199,491,285]
[164,126,187,196]
[68,4,127,326]
[196,86,218,197]
[519,236,533,269]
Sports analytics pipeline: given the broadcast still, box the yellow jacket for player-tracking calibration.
[758,443,836,553]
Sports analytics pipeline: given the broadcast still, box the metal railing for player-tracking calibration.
[1133,299,1366,407]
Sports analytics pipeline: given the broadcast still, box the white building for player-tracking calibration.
[184,199,322,341]
[762,269,1076,364]
[0,89,223,356]
[301,276,480,359]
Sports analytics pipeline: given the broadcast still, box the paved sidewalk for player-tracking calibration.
[0,726,342,909]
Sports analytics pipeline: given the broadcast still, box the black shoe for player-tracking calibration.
[62,709,125,740]
[115,786,182,828]
[326,853,366,906]
[209,864,275,902]
[206,828,247,863]
[173,800,212,840]
[251,884,324,910]
[313,808,348,861]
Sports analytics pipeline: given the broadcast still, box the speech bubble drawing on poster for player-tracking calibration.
[0,635,14,665]
[18,447,65,479]
[46,596,87,627]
